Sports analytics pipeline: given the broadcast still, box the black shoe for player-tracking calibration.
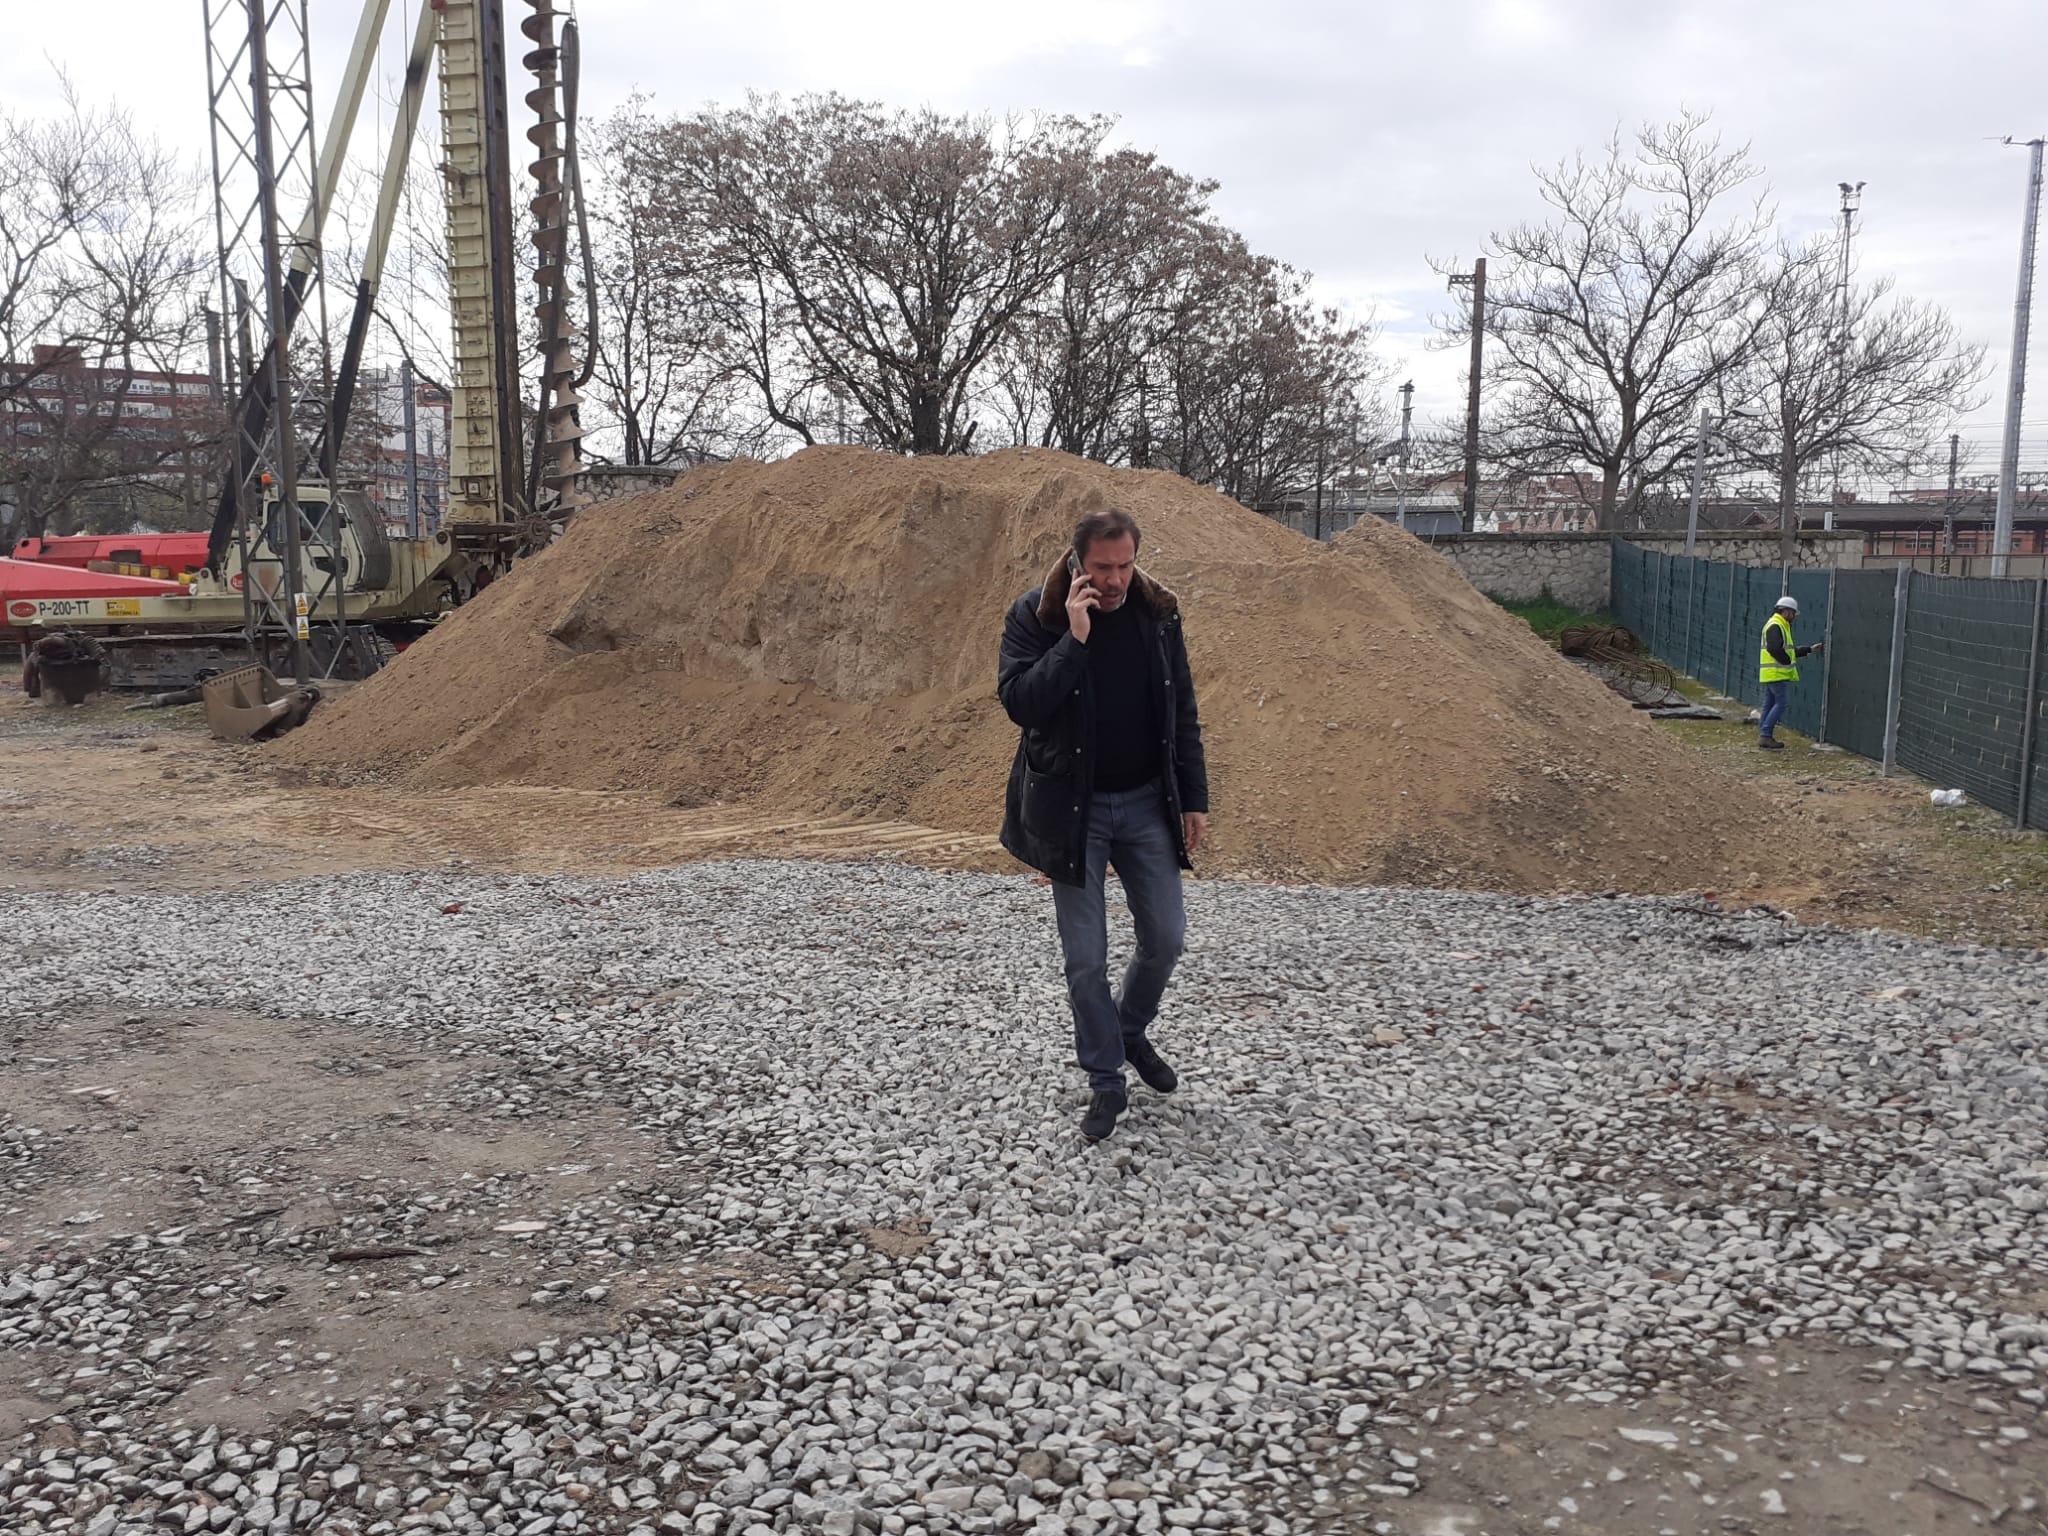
[1759,737,1786,751]
[1126,1038,1179,1094]
[1080,1090,1127,1143]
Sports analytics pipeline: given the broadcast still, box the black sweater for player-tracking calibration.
[1086,601,1159,792]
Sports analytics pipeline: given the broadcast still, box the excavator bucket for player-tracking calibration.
[201,664,320,742]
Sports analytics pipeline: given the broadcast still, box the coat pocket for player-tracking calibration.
[1024,732,1075,778]
[1020,766,1076,835]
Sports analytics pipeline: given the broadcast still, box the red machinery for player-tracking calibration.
[10,534,210,580]
[2,558,189,642]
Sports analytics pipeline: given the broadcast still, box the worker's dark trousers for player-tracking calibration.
[1759,680,1791,740]
[1051,782,1187,1098]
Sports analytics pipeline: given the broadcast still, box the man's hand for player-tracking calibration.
[1183,812,1208,855]
[1066,574,1099,643]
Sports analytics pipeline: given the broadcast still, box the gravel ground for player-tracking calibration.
[3,860,2045,1536]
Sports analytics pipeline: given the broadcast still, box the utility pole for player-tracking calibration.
[1347,406,1361,531]
[1828,181,1864,531]
[1993,137,2044,579]
[1943,432,1960,569]
[402,357,420,538]
[203,308,226,406]
[1394,380,1415,532]
[1133,370,1151,470]
[1685,407,1713,554]
[424,416,440,530]
[1448,259,1486,531]
[1313,403,1327,541]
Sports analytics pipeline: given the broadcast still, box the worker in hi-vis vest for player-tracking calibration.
[1758,595,1823,751]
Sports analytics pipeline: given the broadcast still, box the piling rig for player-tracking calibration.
[1,1,591,692]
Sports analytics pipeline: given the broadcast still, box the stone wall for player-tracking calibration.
[1424,534,1611,610]
[1632,530,1866,571]
[581,465,685,505]
[1422,530,1865,611]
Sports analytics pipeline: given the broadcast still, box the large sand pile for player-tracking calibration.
[279,446,1798,892]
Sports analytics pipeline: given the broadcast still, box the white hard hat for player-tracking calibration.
[1775,595,1799,613]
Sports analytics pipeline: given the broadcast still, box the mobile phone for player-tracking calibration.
[1067,549,1084,581]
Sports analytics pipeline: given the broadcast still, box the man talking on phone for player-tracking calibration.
[998,507,1210,1143]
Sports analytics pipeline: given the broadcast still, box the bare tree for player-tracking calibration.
[323,156,459,398]
[614,91,1384,507]
[4,351,221,538]
[1718,238,1987,544]
[1152,237,1384,510]
[1,82,214,544]
[583,97,761,467]
[1006,152,1218,461]
[639,96,1108,455]
[1440,113,1773,528]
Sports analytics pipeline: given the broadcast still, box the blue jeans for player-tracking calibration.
[1051,782,1187,1097]
[1759,680,1790,740]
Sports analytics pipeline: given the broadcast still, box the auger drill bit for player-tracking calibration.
[521,0,588,523]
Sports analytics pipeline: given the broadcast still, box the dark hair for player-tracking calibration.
[1072,507,1142,560]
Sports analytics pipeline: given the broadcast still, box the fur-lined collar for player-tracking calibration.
[1035,553,1181,631]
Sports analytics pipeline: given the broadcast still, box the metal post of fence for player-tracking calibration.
[2016,576,2046,830]
[1819,568,1837,744]
[1654,558,1667,658]
[1722,563,1738,696]
[1659,557,1671,665]
[1685,560,1700,678]
[1880,565,1912,777]
[1679,560,1689,677]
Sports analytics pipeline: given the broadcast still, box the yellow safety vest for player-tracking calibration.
[1759,612,1798,684]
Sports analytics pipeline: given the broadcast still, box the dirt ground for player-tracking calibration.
[1338,1348,2046,1534]
[4,686,2040,948]
[0,1006,683,1443]
[4,684,2045,1535]
[0,691,1006,892]
[1644,705,2048,950]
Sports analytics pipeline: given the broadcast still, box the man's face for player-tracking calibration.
[1081,533,1136,611]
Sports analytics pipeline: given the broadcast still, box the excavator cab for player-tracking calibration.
[243,484,394,600]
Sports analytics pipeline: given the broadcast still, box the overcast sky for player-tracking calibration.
[7,1,2045,465]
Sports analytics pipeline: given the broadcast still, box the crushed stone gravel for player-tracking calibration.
[2,861,2043,1535]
